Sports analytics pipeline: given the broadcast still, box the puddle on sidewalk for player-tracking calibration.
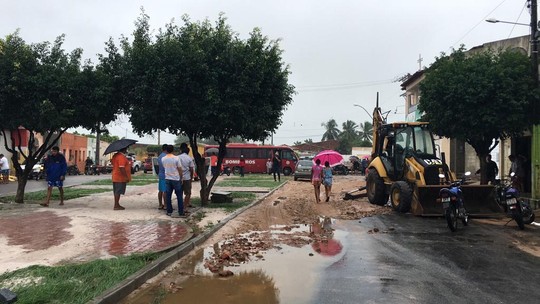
[127,219,347,304]
[96,221,190,256]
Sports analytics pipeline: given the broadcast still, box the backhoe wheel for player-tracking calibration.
[367,168,388,206]
[390,181,412,213]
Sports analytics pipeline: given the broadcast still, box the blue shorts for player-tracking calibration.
[0,169,9,175]
[158,178,166,192]
[47,180,63,188]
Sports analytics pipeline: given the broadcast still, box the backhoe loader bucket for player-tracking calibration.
[413,185,503,216]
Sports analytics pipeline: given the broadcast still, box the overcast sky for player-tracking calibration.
[2,0,533,145]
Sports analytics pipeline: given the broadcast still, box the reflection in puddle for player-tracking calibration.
[127,219,347,304]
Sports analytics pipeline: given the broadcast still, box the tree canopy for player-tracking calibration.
[419,47,540,183]
[0,32,124,202]
[120,12,294,203]
[321,119,340,141]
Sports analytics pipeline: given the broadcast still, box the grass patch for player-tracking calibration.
[190,192,257,212]
[214,178,285,188]
[1,188,112,202]
[0,253,160,304]
[83,176,157,186]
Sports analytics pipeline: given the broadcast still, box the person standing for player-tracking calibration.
[0,154,9,184]
[162,145,185,217]
[272,152,281,182]
[266,158,272,175]
[179,143,195,210]
[210,153,218,176]
[239,155,245,177]
[508,154,524,192]
[311,159,323,203]
[322,161,333,202]
[111,147,131,210]
[41,146,67,207]
[478,154,498,184]
[157,144,168,210]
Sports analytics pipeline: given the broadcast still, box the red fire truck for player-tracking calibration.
[204,144,298,175]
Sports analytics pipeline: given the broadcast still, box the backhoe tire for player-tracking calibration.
[367,168,388,206]
[390,181,412,213]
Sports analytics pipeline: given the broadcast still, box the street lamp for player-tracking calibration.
[353,104,373,120]
[485,18,529,26]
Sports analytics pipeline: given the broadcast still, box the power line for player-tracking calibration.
[508,1,529,38]
[449,0,508,51]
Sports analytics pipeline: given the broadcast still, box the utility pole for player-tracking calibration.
[157,130,161,145]
[530,0,540,201]
[532,0,538,88]
[95,123,101,166]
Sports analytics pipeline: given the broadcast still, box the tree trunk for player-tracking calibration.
[15,175,28,204]
[477,154,488,185]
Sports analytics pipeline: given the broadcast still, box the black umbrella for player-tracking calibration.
[103,139,138,155]
[205,148,219,155]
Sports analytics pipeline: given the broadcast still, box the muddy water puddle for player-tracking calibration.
[127,219,348,304]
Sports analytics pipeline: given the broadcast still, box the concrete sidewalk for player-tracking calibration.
[0,183,197,274]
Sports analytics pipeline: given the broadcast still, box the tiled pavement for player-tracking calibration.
[0,210,192,258]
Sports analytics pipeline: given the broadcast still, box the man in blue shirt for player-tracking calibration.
[157,144,168,210]
[41,146,67,207]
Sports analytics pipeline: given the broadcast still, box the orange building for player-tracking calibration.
[59,133,88,172]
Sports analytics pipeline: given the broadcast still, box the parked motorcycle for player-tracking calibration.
[438,171,471,232]
[220,166,231,176]
[67,164,81,176]
[494,173,535,230]
[85,164,100,175]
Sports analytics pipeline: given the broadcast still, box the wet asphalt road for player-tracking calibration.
[315,214,540,304]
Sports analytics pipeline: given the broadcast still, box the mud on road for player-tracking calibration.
[125,175,392,303]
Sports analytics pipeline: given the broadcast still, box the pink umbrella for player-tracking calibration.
[313,150,343,167]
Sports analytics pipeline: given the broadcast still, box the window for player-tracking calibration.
[413,127,435,156]
[243,149,257,158]
[281,150,296,161]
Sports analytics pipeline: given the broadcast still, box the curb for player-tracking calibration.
[91,181,288,304]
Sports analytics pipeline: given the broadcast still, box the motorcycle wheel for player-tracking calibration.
[461,211,469,226]
[522,204,536,225]
[445,205,458,232]
[512,209,525,230]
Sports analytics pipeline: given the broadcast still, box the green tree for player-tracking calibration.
[337,120,359,154]
[321,119,340,141]
[124,13,294,204]
[292,141,302,146]
[100,132,120,143]
[0,32,124,203]
[419,47,539,184]
[303,138,313,144]
[358,121,373,143]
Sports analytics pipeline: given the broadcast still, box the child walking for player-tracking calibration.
[323,161,333,202]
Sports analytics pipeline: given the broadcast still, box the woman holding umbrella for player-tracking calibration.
[311,159,323,204]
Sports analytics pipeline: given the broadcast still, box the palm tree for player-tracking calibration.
[358,121,373,143]
[340,120,359,142]
[321,119,340,141]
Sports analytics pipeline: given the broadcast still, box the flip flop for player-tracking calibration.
[158,205,165,210]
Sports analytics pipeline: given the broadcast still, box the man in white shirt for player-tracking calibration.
[0,154,10,184]
[179,143,195,211]
[162,145,184,216]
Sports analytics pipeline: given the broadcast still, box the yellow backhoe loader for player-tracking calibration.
[366,102,501,216]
